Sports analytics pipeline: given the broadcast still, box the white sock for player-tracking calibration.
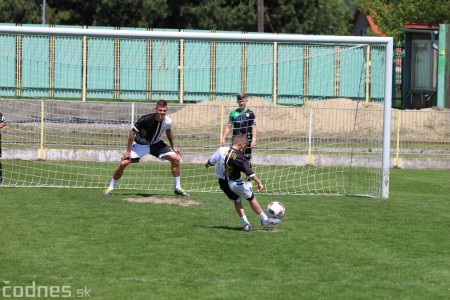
[108,179,118,190]
[174,176,181,190]
[258,212,268,221]
[240,215,250,226]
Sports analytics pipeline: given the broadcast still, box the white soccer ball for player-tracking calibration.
[267,201,285,219]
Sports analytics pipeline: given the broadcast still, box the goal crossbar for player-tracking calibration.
[0,25,393,44]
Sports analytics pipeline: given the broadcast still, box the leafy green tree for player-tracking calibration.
[93,0,169,28]
[0,0,41,24]
[357,0,450,40]
[264,0,352,34]
[178,0,352,34]
[0,0,354,35]
[45,0,101,26]
[179,0,258,31]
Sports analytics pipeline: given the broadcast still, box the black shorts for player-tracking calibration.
[218,178,239,201]
[149,140,172,157]
[130,140,173,163]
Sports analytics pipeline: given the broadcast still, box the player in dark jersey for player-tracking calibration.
[104,100,190,197]
[0,112,6,185]
[220,93,257,163]
[204,146,247,230]
[207,134,280,231]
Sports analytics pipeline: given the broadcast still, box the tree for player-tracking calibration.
[177,0,353,34]
[264,0,352,35]
[0,0,41,24]
[45,0,101,26]
[357,0,450,40]
[179,0,258,31]
[91,0,170,28]
[0,0,354,35]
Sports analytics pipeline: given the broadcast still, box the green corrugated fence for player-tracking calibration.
[0,24,387,105]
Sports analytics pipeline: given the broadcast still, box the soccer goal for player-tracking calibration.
[0,26,393,198]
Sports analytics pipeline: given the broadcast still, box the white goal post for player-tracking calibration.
[0,26,393,198]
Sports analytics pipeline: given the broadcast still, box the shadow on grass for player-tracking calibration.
[121,192,161,197]
[208,225,243,231]
[198,225,276,233]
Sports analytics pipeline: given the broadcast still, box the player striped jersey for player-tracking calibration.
[228,108,256,142]
[223,147,255,181]
[132,113,171,145]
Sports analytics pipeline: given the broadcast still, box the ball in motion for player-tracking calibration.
[267,201,285,219]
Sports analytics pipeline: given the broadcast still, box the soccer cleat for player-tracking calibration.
[261,217,281,227]
[243,224,251,232]
[174,188,191,197]
[103,188,113,196]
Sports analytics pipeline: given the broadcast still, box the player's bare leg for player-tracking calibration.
[234,200,251,231]
[165,153,190,197]
[234,201,245,217]
[104,157,131,195]
[248,198,263,215]
[164,153,181,177]
[113,158,131,180]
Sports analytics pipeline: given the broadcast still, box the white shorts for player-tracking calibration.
[130,140,176,162]
[228,179,254,201]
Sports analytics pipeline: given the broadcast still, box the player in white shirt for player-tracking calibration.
[205,135,280,231]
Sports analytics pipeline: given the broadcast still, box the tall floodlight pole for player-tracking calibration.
[257,0,264,32]
[42,0,46,24]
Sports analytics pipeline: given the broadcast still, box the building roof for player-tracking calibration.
[366,16,384,36]
[352,10,385,36]
[403,24,439,30]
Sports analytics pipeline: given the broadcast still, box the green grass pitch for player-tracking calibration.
[0,169,449,299]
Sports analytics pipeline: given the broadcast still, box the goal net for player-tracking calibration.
[0,26,393,198]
